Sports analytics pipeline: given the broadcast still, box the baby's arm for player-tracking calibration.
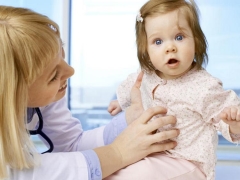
[219,106,240,136]
[108,100,122,116]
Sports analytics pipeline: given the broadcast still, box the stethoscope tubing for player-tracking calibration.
[29,108,54,154]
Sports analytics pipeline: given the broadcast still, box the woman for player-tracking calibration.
[0,5,179,179]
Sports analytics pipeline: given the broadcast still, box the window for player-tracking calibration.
[70,0,146,129]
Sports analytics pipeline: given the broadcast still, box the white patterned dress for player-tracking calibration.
[116,68,240,180]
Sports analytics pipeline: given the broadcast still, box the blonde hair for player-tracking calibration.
[136,0,208,72]
[0,6,60,179]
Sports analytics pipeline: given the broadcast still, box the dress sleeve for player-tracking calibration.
[9,152,91,180]
[197,76,240,143]
[40,97,105,152]
[117,72,138,110]
[40,97,127,151]
[21,98,127,180]
[214,121,240,144]
[21,97,129,180]
[103,112,127,145]
[82,150,102,179]
[198,77,240,123]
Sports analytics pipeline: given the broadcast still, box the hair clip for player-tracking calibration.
[136,12,143,23]
[48,24,57,32]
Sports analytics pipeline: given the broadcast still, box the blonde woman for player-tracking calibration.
[0,5,180,180]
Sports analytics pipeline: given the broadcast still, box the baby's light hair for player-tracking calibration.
[0,6,60,178]
[135,0,208,72]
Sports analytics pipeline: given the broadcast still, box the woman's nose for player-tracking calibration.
[61,60,75,79]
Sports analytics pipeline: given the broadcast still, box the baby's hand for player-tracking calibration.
[219,106,240,134]
[219,106,240,122]
[108,100,122,116]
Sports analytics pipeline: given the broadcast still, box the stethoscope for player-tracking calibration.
[28,107,54,154]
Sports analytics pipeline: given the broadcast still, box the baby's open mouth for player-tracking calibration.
[167,59,178,64]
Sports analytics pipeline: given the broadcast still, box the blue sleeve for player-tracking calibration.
[103,112,127,145]
[81,150,102,180]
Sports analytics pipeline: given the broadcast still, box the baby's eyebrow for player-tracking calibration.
[178,25,191,32]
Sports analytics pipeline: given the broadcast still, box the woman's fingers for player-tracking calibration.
[133,71,143,89]
[146,115,176,133]
[126,71,145,124]
[149,140,177,153]
[137,106,168,124]
[151,129,179,143]
[111,110,179,168]
[130,71,144,105]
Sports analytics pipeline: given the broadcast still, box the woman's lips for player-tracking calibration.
[58,83,67,92]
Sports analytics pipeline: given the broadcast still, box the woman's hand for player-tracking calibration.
[111,106,178,168]
[115,71,178,167]
[125,71,145,124]
[97,106,178,178]
[95,71,179,178]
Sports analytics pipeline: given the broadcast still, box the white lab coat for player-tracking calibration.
[9,97,106,180]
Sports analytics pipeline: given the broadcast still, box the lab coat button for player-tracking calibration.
[95,169,101,176]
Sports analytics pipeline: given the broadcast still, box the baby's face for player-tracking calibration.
[27,47,74,107]
[145,9,195,80]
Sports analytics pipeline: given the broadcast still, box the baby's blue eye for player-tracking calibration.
[176,35,183,41]
[155,39,163,45]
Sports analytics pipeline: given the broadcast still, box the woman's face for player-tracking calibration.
[28,47,74,107]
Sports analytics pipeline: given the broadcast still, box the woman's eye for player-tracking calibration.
[176,35,183,41]
[50,71,59,82]
[155,39,163,45]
